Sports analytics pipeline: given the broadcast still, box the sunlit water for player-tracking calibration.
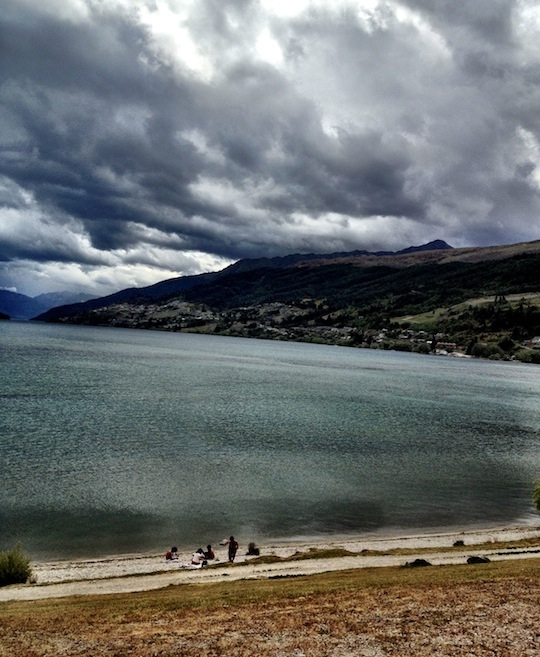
[1,322,539,560]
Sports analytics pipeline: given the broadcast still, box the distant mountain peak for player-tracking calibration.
[396,240,453,255]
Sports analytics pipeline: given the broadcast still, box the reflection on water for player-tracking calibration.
[1,322,539,559]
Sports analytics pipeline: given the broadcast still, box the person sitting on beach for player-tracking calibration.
[204,544,215,560]
[228,536,239,563]
[191,548,207,567]
[166,546,179,561]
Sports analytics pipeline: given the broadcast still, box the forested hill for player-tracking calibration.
[34,239,453,323]
[33,240,540,362]
[180,252,540,312]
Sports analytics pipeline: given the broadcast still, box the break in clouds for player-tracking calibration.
[1,0,540,295]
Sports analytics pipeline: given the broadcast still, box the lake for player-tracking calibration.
[1,321,539,560]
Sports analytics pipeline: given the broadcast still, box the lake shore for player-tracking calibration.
[2,522,539,602]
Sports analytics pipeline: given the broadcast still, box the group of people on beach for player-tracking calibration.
[165,536,239,568]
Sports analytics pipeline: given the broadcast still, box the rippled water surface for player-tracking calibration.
[1,322,539,559]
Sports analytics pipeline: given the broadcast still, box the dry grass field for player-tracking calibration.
[1,557,538,656]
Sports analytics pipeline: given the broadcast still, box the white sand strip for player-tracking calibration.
[1,524,539,602]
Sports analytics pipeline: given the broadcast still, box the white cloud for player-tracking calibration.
[137,0,216,81]
[256,28,284,67]
[517,126,540,188]
[514,1,540,62]
[260,0,311,19]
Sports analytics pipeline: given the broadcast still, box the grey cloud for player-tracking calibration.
[404,0,515,46]
[1,0,540,296]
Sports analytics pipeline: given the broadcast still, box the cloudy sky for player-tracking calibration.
[1,0,540,297]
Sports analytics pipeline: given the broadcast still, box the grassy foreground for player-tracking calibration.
[1,557,539,656]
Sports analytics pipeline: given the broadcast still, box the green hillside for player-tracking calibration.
[183,253,540,315]
[37,249,540,362]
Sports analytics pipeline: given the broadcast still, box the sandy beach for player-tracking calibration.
[2,523,539,602]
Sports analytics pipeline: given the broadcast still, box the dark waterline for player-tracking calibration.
[1,322,539,560]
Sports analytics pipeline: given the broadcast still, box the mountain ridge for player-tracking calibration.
[26,238,540,362]
[30,239,452,321]
[32,238,540,324]
[0,237,533,325]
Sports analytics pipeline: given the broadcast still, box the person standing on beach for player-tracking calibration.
[228,536,239,562]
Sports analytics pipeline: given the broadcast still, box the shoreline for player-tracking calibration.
[2,522,539,602]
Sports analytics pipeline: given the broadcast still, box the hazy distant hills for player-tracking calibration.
[0,290,95,320]
[0,290,47,320]
[34,291,96,309]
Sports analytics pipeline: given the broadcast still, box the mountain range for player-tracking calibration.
[0,239,449,321]
[2,238,540,362]
[0,290,95,321]
[30,238,539,321]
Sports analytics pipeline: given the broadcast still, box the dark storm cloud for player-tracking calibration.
[1,0,540,295]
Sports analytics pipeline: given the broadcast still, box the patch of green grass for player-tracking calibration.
[394,292,540,326]
[356,536,540,557]
[240,536,540,565]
